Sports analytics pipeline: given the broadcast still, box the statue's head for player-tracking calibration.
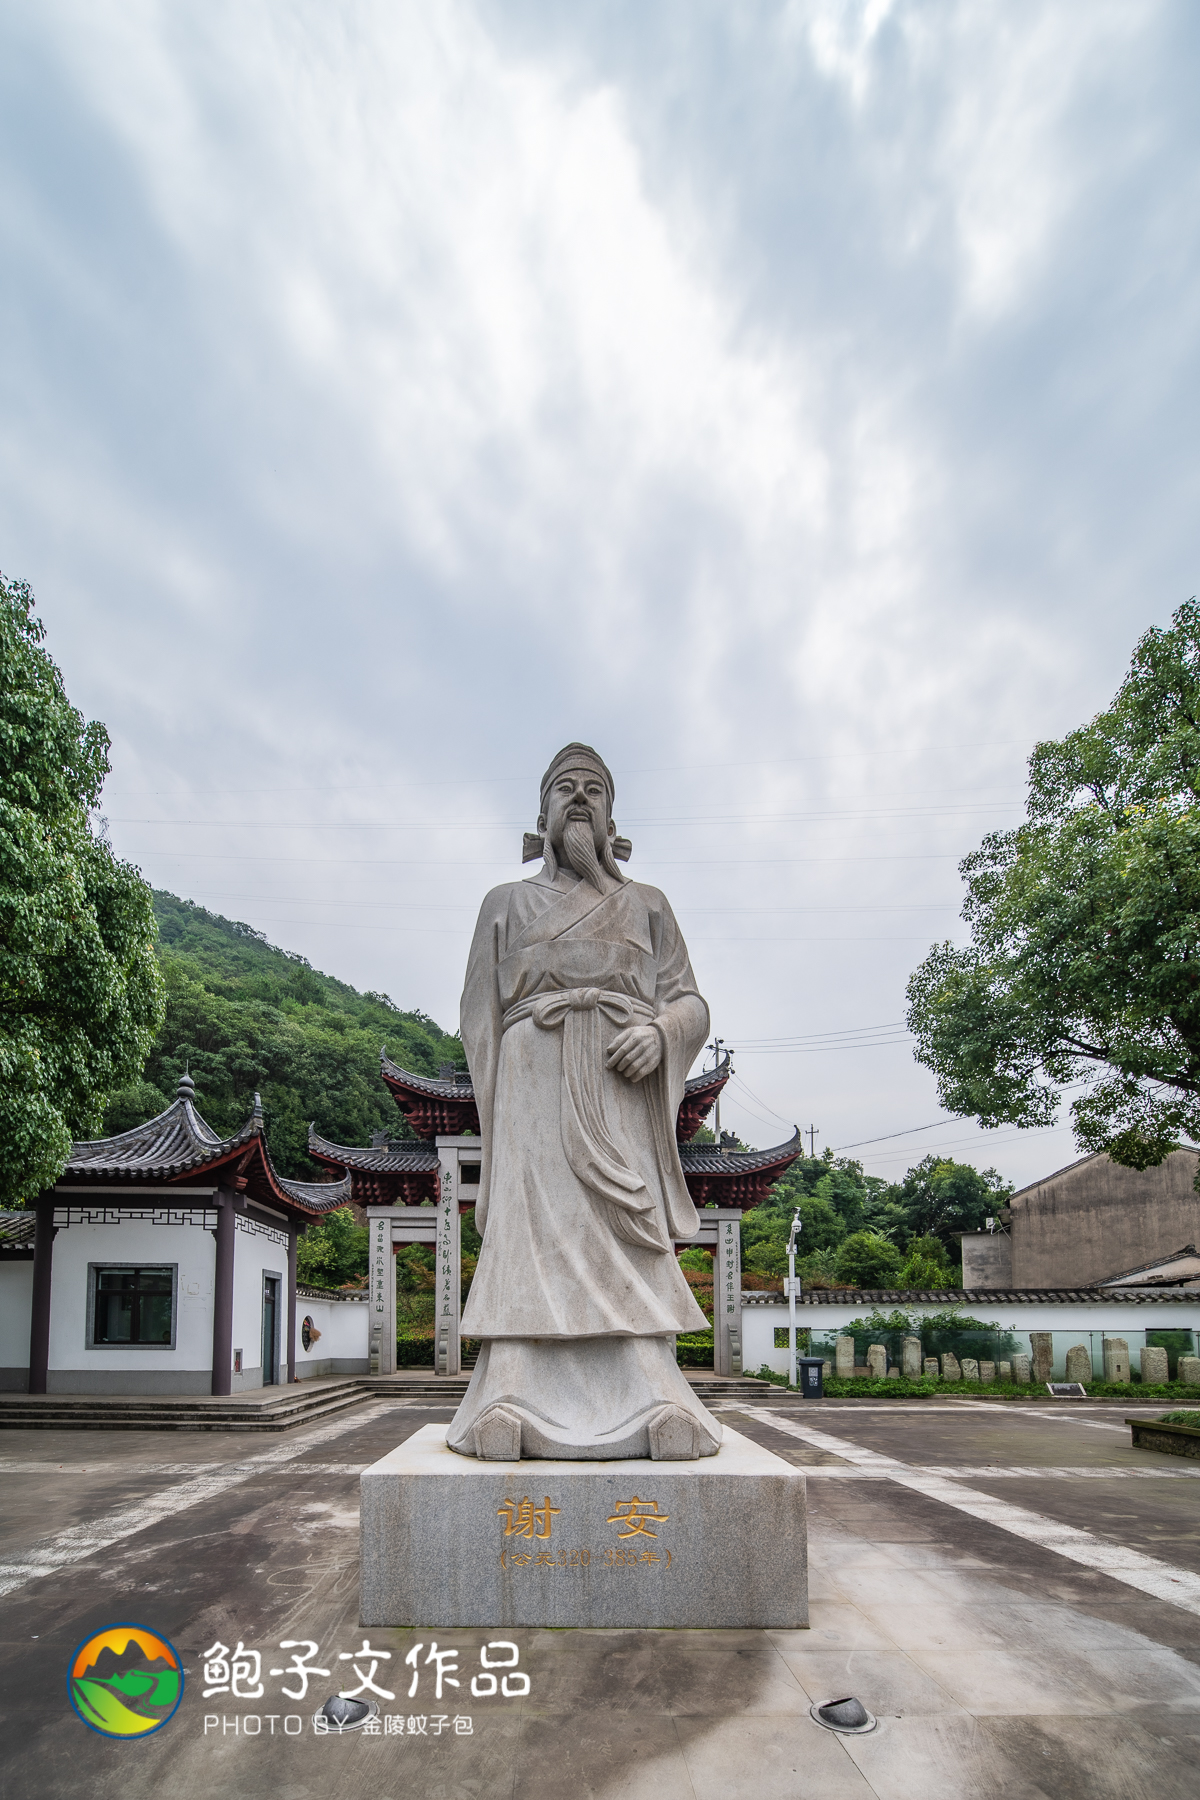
[524,743,631,889]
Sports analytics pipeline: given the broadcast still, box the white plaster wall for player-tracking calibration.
[44,1217,213,1393]
[48,1219,214,1376]
[294,1291,369,1378]
[0,1262,33,1384]
[742,1297,1200,1377]
[231,1214,290,1390]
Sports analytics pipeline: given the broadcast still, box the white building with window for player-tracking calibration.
[0,1074,365,1396]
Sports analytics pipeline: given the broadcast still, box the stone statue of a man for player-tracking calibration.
[447,743,723,1461]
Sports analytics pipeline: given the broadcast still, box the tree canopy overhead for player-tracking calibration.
[907,599,1200,1174]
[0,573,164,1206]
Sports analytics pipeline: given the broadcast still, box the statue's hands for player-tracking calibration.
[606,1024,663,1083]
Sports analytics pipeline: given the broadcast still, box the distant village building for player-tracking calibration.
[959,1148,1200,1290]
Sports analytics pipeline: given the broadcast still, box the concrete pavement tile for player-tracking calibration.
[987,1597,1200,1660]
[807,1541,925,1569]
[841,1714,1053,1800]
[1079,1647,1200,1709]
[837,1600,1012,1651]
[908,1645,1181,1717]
[874,1543,994,1571]
[674,1711,875,1800]
[830,1567,1015,1608]
[516,1628,808,1715]
[979,1712,1200,1800]
[514,1711,696,1800]
[772,1602,898,1651]
[771,1647,970,1718]
[804,1570,840,1599]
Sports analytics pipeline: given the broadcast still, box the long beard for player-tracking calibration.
[561,818,621,891]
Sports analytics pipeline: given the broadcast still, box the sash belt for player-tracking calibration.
[502,987,655,1035]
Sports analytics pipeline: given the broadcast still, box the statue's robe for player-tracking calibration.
[448,864,722,1459]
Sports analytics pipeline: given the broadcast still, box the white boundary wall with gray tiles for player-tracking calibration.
[741,1292,1200,1379]
[294,1287,369,1379]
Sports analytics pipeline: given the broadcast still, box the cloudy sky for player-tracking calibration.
[3,1,1198,1186]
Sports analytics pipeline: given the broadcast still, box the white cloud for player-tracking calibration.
[1,0,1196,1186]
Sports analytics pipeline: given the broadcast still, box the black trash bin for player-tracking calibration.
[796,1356,825,1398]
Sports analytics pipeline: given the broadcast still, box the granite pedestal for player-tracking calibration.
[360,1423,807,1629]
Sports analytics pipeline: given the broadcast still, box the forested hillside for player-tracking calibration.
[100,892,466,1177]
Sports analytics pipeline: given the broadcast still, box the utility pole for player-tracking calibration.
[807,1124,819,1159]
[708,1037,725,1146]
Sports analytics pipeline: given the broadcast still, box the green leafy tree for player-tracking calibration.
[896,1233,959,1289]
[0,574,164,1206]
[907,600,1200,1176]
[881,1155,1013,1256]
[834,1230,903,1287]
[295,1206,369,1288]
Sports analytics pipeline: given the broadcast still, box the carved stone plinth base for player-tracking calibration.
[360,1424,808,1629]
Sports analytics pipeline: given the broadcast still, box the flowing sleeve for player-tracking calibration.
[460,885,510,1234]
[645,888,710,1239]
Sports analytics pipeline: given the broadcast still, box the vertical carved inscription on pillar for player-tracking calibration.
[370,1214,384,1375]
[437,1165,461,1376]
[715,1216,742,1378]
[371,1213,395,1376]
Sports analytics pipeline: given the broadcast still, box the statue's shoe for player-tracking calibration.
[471,1404,523,1461]
[646,1404,720,1461]
[447,1337,724,1461]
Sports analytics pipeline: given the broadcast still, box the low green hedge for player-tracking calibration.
[676,1331,715,1367]
[750,1366,1200,1399]
[396,1332,434,1367]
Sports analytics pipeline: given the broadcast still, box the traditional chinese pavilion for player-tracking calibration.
[308,1050,802,1211]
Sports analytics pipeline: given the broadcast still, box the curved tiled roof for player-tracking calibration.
[308,1128,439,1172]
[380,1053,475,1098]
[60,1076,348,1220]
[277,1172,353,1210]
[678,1129,803,1174]
[0,1211,36,1249]
[65,1080,254,1180]
[379,1050,734,1105]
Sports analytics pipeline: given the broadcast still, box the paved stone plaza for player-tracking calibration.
[2,1387,1199,1799]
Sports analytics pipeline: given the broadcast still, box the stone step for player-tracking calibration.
[0,1389,373,1432]
[0,1372,782,1433]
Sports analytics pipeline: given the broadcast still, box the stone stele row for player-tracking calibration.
[830,1334,1200,1386]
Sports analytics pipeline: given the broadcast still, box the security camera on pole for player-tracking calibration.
[785,1209,802,1387]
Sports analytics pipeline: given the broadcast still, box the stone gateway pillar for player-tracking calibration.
[434,1140,465,1377]
[1102,1336,1130,1383]
[714,1214,743,1377]
[370,1212,397,1376]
